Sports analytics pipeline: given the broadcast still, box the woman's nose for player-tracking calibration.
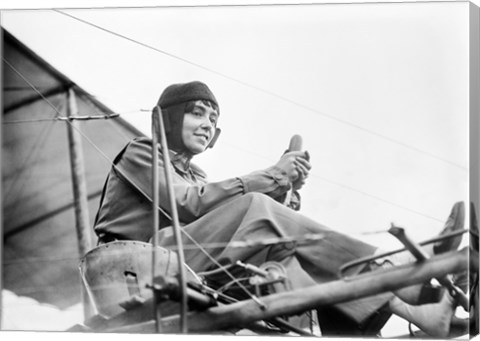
[200,117,213,130]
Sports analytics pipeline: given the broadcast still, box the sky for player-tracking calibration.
[0,0,476,338]
[0,1,471,248]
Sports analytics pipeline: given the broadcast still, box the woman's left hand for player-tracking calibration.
[292,154,311,190]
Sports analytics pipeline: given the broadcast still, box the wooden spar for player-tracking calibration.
[105,248,471,334]
[66,88,94,319]
[151,108,162,333]
[153,106,189,333]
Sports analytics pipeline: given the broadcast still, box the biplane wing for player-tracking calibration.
[2,28,145,311]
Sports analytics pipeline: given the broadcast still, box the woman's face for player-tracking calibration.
[182,100,219,154]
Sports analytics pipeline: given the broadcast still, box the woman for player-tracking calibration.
[94,81,463,337]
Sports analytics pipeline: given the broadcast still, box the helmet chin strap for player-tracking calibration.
[207,128,221,149]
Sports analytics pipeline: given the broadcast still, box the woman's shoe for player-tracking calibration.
[433,201,465,254]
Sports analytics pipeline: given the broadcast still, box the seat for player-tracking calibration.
[79,240,188,317]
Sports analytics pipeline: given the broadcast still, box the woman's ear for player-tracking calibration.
[208,128,221,148]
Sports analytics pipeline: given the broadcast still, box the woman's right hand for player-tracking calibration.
[275,151,311,184]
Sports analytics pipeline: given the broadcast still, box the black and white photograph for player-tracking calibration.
[0,0,479,339]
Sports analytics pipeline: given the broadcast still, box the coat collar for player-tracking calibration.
[168,148,207,183]
[169,150,193,174]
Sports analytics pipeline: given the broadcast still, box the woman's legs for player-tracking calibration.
[158,193,389,323]
[157,193,464,335]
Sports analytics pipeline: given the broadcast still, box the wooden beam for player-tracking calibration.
[66,88,94,320]
[152,106,189,333]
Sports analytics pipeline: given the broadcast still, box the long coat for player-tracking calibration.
[94,137,391,325]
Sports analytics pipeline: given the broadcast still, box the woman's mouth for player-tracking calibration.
[194,134,209,142]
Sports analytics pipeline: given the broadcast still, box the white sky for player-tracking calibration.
[0,0,477,338]
[1,1,472,249]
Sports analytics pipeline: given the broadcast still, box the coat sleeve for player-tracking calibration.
[116,138,292,223]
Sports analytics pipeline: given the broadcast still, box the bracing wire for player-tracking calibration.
[103,116,137,143]
[67,126,267,307]
[6,11,460,222]
[310,174,445,223]
[1,234,327,266]
[2,118,59,124]
[2,58,66,203]
[4,54,447,224]
[63,107,455,223]
[222,141,445,223]
[2,233,331,298]
[4,52,448,225]
[3,117,57,201]
[3,30,461,302]
[2,60,266,307]
[54,9,467,172]
[2,103,60,205]
[3,47,469,331]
